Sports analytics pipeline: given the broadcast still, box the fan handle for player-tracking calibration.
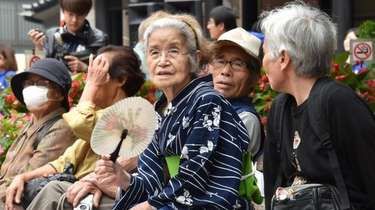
[110,129,128,162]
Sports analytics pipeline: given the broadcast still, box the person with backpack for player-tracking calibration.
[0,58,75,209]
[261,2,375,210]
[209,27,264,205]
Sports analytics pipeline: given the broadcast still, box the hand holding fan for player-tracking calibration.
[91,97,158,162]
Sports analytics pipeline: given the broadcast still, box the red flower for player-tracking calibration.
[4,94,16,105]
[332,63,340,74]
[71,80,81,89]
[335,75,347,81]
[261,75,269,83]
[367,80,375,88]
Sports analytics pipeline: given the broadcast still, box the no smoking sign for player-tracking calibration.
[350,40,374,63]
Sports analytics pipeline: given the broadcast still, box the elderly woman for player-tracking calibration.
[261,2,375,210]
[95,17,251,209]
[0,58,75,209]
[0,44,17,90]
[5,46,144,210]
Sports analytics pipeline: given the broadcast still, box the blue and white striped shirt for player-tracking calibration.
[113,76,250,209]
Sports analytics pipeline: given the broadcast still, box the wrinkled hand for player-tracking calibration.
[28,29,45,50]
[5,175,26,210]
[86,54,110,86]
[129,201,154,210]
[64,55,88,72]
[117,156,138,172]
[66,180,102,208]
[95,155,131,192]
[81,172,117,199]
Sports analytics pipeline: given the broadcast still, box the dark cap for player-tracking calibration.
[11,58,72,110]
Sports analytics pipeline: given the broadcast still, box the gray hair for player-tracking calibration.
[143,17,199,73]
[260,1,337,78]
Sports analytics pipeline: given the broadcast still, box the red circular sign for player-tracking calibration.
[28,55,41,67]
[353,42,372,60]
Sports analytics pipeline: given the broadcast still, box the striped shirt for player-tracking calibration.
[113,75,251,209]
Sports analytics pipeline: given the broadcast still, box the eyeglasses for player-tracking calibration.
[24,80,53,88]
[211,58,248,71]
[148,48,189,60]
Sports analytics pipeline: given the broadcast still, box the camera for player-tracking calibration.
[33,28,44,34]
[73,194,93,210]
[53,28,91,70]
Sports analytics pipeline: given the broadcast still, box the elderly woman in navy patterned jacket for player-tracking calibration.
[94,17,253,210]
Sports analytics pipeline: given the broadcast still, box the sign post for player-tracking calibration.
[350,39,374,63]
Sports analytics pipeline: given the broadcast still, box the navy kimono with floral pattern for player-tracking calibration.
[113,76,251,209]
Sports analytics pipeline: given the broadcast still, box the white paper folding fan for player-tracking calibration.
[91,97,157,160]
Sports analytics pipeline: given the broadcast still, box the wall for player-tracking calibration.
[0,0,43,53]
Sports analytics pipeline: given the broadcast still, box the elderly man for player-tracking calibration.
[210,27,263,161]
[209,27,264,205]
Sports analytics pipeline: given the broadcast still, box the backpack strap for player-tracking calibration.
[274,94,291,189]
[229,97,265,162]
[33,114,62,149]
[307,78,351,210]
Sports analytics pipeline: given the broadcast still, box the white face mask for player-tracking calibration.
[22,86,49,109]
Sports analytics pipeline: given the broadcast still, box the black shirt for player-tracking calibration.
[264,78,375,210]
[283,99,333,186]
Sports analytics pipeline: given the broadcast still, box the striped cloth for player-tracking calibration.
[113,75,251,210]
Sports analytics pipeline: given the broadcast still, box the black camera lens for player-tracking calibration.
[78,204,88,210]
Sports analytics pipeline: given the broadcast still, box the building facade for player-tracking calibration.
[0,0,374,53]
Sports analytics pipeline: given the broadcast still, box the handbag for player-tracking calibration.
[271,183,343,210]
[270,81,353,210]
[21,164,76,209]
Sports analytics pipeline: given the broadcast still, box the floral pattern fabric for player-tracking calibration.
[113,76,251,210]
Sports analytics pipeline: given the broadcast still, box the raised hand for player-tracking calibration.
[27,29,45,51]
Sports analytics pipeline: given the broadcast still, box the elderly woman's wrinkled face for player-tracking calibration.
[210,46,252,98]
[146,28,192,97]
[22,74,63,111]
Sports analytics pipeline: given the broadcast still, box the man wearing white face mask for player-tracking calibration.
[0,58,75,209]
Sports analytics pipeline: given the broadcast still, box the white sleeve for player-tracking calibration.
[238,111,261,157]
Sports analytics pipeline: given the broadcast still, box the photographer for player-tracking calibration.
[28,0,108,72]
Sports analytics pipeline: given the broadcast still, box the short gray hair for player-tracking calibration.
[260,1,337,78]
[143,17,199,73]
